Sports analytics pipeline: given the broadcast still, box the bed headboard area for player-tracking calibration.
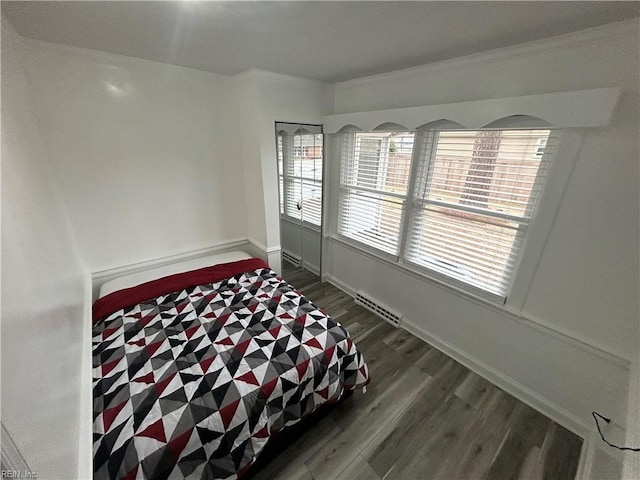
[94,250,252,300]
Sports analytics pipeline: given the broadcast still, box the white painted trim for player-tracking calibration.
[91,239,255,299]
[335,19,638,89]
[90,239,286,298]
[267,250,282,275]
[576,428,597,479]
[323,87,621,133]
[327,236,631,368]
[247,237,281,255]
[281,249,302,267]
[281,248,320,275]
[506,130,585,312]
[246,238,282,274]
[325,273,357,297]
[92,238,251,281]
[580,423,630,480]
[249,238,266,252]
[326,270,590,437]
[302,260,320,276]
[78,273,93,479]
[233,67,325,89]
[275,122,323,136]
[514,313,630,369]
[401,317,590,437]
[623,354,640,479]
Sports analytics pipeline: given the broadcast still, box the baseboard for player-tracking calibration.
[325,272,590,438]
[325,273,357,297]
[281,249,320,275]
[327,270,622,477]
[400,318,590,437]
[247,238,282,273]
[303,261,320,276]
[246,237,281,255]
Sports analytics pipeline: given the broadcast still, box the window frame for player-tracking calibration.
[334,127,558,303]
[277,131,323,231]
[337,131,415,259]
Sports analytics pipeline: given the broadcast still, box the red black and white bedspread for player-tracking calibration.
[92,258,369,479]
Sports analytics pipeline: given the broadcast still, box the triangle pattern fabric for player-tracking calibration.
[93,264,369,479]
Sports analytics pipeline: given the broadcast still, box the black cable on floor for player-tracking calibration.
[592,411,640,452]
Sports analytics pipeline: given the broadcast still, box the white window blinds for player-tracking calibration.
[338,131,414,255]
[336,128,555,300]
[406,129,554,298]
[277,129,323,227]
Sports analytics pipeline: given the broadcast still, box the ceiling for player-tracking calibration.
[3,1,639,83]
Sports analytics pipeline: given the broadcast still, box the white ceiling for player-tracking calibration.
[3,1,639,82]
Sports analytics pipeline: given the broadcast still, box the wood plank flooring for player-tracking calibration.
[250,262,583,480]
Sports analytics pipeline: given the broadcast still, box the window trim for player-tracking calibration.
[277,130,323,230]
[337,131,414,258]
[333,127,564,304]
[322,88,620,133]
[330,233,508,306]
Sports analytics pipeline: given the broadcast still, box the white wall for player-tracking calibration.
[1,27,328,478]
[17,38,330,275]
[17,38,248,273]
[235,69,327,271]
[5,12,636,477]
[622,353,640,479]
[1,19,88,478]
[324,20,639,435]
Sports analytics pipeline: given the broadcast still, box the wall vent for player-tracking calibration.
[281,251,301,267]
[355,292,402,327]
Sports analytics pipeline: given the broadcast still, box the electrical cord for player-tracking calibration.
[592,411,640,452]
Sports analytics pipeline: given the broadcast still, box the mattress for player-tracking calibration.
[98,251,252,298]
[92,257,369,479]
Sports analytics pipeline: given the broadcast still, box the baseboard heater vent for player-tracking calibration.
[355,292,402,327]
[281,251,301,267]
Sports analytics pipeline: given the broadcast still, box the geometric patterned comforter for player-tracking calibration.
[92,258,369,479]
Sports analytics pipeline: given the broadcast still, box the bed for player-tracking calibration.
[92,252,369,479]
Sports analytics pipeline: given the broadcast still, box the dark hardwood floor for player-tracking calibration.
[252,261,583,480]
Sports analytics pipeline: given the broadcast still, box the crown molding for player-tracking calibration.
[336,19,639,90]
[232,68,326,87]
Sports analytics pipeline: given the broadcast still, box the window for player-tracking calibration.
[277,130,323,227]
[338,131,414,255]
[337,128,554,300]
[533,137,547,157]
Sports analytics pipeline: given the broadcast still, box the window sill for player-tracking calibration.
[329,234,508,308]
